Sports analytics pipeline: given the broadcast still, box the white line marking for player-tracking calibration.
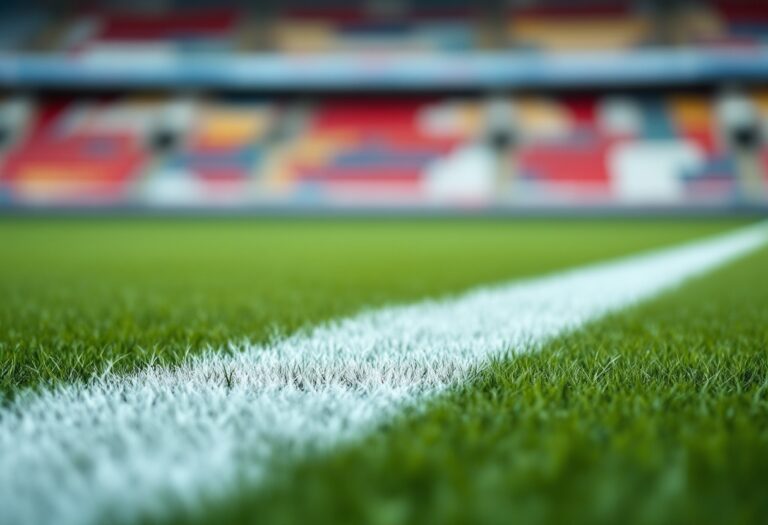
[0,224,766,525]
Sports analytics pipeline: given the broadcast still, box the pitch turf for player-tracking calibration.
[1,217,766,525]
[0,218,743,397]
[205,238,768,525]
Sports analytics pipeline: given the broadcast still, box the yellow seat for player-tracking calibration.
[196,108,273,147]
[510,16,649,51]
[274,22,337,53]
[668,95,713,131]
[751,90,768,118]
[516,97,573,138]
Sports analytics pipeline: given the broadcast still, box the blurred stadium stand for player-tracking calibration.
[1,0,768,211]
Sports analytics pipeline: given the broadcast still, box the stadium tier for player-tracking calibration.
[2,92,768,209]
[2,2,768,54]
[2,2,768,89]
[1,1,768,211]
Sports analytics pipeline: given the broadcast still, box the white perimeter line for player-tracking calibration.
[0,223,766,525]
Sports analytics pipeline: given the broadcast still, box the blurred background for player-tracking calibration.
[1,0,768,213]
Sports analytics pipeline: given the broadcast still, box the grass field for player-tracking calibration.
[1,217,766,525]
[0,218,745,396]
[218,236,768,525]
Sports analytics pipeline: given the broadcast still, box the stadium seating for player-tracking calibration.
[0,98,150,204]
[714,1,768,46]
[1,1,765,54]
[1,1,768,208]
[274,6,478,53]
[2,92,768,207]
[508,4,651,51]
[62,8,242,56]
[146,101,274,206]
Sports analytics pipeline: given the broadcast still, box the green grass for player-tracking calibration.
[192,241,768,525]
[1,218,766,525]
[0,218,744,397]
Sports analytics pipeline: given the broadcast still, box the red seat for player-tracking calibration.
[94,9,237,41]
[295,165,423,184]
[518,139,612,185]
[1,101,146,201]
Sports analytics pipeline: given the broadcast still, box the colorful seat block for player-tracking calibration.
[0,100,148,203]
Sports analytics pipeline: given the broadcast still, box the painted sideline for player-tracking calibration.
[0,223,766,525]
